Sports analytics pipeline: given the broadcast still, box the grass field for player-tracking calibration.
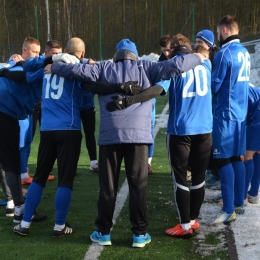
[0,95,229,260]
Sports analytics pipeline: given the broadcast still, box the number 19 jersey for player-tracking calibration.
[41,74,84,131]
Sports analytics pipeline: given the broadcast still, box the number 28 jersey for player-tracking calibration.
[41,74,84,131]
[212,39,250,121]
[157,57,212,135]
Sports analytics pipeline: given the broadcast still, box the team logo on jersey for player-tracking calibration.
[213,149,220,154]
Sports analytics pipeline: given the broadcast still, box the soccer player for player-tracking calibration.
[207,15,250,225]
[0,37,46,223]
[243,84,260,204]
[106,36,212,239]
[46,38,206,247]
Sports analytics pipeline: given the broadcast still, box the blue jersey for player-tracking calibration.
[247,84,260,127]
[0,63,42,119]
[212,39,250,121]
[157,58,212,135]
[41,74,84,131]
[80,91,95,110]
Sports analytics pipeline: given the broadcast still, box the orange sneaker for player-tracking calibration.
[21,176,33,185]
[191,220,200,231]
[48,174,55,181]
[165,224,193,238]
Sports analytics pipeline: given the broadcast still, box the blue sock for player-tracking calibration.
[232,161,245,207]
[55,186,72,225]
[249,153,260,196]
[244,160,254,199]
[218,163,234,214]
[23,182,44,222]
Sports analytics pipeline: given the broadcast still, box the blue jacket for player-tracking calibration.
[44,54,201,145]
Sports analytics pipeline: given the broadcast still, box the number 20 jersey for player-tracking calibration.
[211,39,250,121]
[157,57,212,135]
[40,74,84,131]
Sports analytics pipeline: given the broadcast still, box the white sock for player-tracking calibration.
[54,224,65,231]
[148,157,152,165]
[6,200,14,209]
[181,223,191,230]
[14,204,24,216]
[21,220,31,228]
[21,172,30,180]
[190,220,195,225]
[90,160,97,166]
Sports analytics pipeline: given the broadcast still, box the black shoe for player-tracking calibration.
[13,212,47,223]
[53,223,75,238]
[6,208,14,217]
[32,212,47,222]
[13,224,29,236]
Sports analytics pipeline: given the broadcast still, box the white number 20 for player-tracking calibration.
[238,52,250,82]
[182,65,208,98]
[44,74,64,99]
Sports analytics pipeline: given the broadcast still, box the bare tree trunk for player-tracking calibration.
[65,0,72,39]
[45,0,51,40]
[3,0,11,58]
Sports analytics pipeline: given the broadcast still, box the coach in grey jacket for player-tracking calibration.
[48,39,205,247]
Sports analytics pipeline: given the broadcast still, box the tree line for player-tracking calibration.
[0,0,259,61]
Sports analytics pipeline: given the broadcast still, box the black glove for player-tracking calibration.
[117,81,142,95]
[106,96,129,112]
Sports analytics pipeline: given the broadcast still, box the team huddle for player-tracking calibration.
[0,14,258,248]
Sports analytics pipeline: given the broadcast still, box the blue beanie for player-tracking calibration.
[196,30,214,47]
[116,39,138,57]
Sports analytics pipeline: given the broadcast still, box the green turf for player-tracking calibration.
[0,95,228,260]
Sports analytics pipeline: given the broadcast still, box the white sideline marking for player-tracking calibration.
[83,102,169,260]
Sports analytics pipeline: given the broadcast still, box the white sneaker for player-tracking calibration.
[207,210,236,225]
[248,194,259,204]
[90,163,98,172]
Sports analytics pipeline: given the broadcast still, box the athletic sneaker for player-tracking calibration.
[148,164,152,175]
[244,198,248,206]
[90,231,112,246]
[13,224,29,236]
[53,223,75,237]
[48,174,55,181]
[21,176,33,185]
[207,211,236,225]
[248,194,259,204]
[13,212,47,223]
[90,163,99,172]
[165,224,193,238]
[6,208,14,217]
[0,199,7,206]
[191,220,200,231]
[132,233,151,248]
[234,206,245,215]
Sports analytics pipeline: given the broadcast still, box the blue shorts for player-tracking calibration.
[19,118,29,148]
[246,125,260,151]
[212,118,246,158]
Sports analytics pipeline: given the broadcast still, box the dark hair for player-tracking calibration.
[159,35,172,47]
[171,33,191,49]
[45,40,62,51]
[218,15,239,32]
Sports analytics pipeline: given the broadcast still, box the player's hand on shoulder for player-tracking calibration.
[52,53,79,64]
[44,64,52,74]
[194,52,209,62]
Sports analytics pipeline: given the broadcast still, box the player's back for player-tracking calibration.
[167,59,212,135]
[41,74,83,131]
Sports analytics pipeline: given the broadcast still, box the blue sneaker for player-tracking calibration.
[206,211,236,225]
[0,199,7,206]
[132,233,151,248]
[90,231,112,246]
